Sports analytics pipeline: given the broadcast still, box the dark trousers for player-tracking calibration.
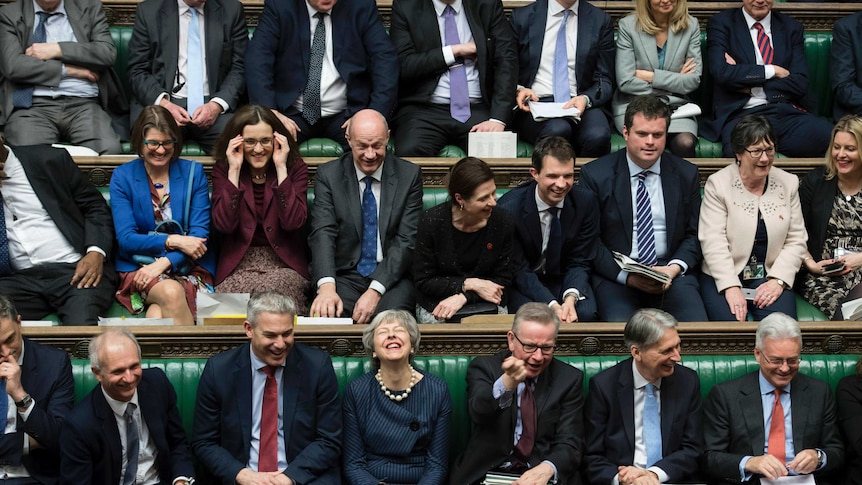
[698,273,797,321]
[334,271,415,319]
[392,102,492,157]
[591,272,707,322]
[720,103,832,158]
[508,278,598,321]
[513,104,611,158]
[0,262,118,325]
[284,107,350,152]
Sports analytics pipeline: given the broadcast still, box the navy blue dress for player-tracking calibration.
[342,370,451,485]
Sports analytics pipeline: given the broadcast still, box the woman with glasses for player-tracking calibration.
[698,115,806,321]
[800,115,862,319]
[110,105,216,325]
[211,104,309,310]
[342,310,451,484]
[413,157,514,322]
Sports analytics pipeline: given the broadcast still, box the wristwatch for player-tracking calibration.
[816,448,825,469]
[15,394,33,409]
[770,277,787,289]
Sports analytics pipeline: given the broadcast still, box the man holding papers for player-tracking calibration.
[511,0,615,157]
[579,95,706,321]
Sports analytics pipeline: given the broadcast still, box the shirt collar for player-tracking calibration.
[632,359,662,390]
[548,0,578,17]
[758,370,791,395]
[177,0,201,17]
[249,343,286,372]
[626,154,662,178]
[306,0,331,16]
[534,186,564,213]
[102,387,140,419]
[354,163,384,185]
[433,0,463,17]
[741,7,772,31]
[32,0,66,17]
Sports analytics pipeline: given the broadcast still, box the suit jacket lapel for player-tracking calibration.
[734,10,757,65]
[18,154,78,247]
[790,376,809,451]
[612,153,635,249]
[161,0,181,90]
[660,159,679,245]
[659,371,678,454]
[169,161,187,229]
[533,363,552,416]
[281,349,301,454]
[637,28,659,71]
[93,387,124,483]
[65,0,88,51]
[575,3,593,88]
[132,161,158,229]
[618,362,636,452]
[299,1,312,73]
[20,340,39,405]
[741,373,765,455]
[204,0,223,89]
[137,375,166,454]
[378,155,397,242]
[528,0,548,86]
[342,157,363,239]
[463,1,486,90]
[234,345,254,458]
[770,15,785,64]
[524,187,544,257]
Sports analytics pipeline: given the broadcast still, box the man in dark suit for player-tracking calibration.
[703,313,844,485]
[0,140,118,325]
[449,303,584,485]
[511,0,615,158]
[831,11,862,120]
[308,109,423,324]
[127,0,247,154]
[192,290,342,485]
[584,309,703,485]
[0,295,74,485]
[60,329,194,484]
[703,0,832,157]
[579,95,707,322]
[244,0,397,150]
[0,0,127,154]
[389,0,517,157]
[497,136,599,322]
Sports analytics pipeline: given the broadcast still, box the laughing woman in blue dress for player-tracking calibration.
[342,310,451,485]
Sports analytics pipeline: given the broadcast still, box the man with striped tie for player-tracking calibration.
[579,95,707,322]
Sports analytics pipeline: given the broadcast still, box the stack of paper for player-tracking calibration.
[613,251,671,284]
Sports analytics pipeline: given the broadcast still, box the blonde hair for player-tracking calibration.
[825,115,862,180]
[635,0,691,35]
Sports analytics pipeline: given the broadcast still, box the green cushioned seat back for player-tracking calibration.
[299,138,344,158]
[805,32,833,119]
[110,27,133,108]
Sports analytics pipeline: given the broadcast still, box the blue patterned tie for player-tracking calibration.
[358,177,378,277]
[636,171,658,266]
[12,12,56,108]
[0,380,7,432]
[553,9,571,103]
[186,7,204,116]
[545,207,562,274]
[0,195,11,276]
[123,403,139,485]
[644,383,662,467]
[303,12,326,125]
[443,6,470,122]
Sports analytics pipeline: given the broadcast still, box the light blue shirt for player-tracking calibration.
[248,347,288,472]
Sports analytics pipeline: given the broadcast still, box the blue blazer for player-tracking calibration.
[703,8,811,141]
[0,338,74,485]
[584,358,704,485]
[59,368,195,485]
[511,0,614,109]
[244,0,398,118]
[831,11,862,120]
[191,343,342,485]
[497,182,599,304]
[578,150,702,282]
[109,157,216,275]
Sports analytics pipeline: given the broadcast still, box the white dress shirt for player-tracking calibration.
[530,0,579,99]
[291,2,348,117]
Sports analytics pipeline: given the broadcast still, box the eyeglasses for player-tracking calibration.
[512,333,555,355]
[142,140,176,150]
[744,146,776,158]
[243,138,273,148]
[761,354,801,367]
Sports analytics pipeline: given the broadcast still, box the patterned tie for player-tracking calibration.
[443,5,470,123]
[123,403,139,485]
[513,379,536,467]
[636,171,658,266]
[0,380,7,432]
[259,365,279,472]
[644,383,662,467]
[303,12,326,125]
[754,22,773,65]
[186,7,204,116]
[12,12,56,108]
[545,207,562,274]
[553,10,571,103]
[358,177,378,277]
[0,195,11,276]
[767,389,786,464]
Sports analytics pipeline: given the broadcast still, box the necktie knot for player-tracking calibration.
[315,11,326,20]
[36,11,56,22]
[263,365,278,379]
[364,176,374,190]
[561,9,570,22]
[754,22,764,32]
[124,402,136,419]
[548,206,560,219]
[638,170,650,183]
[443,5,455,18]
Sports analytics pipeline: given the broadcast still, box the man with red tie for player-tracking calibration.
[703,313,844,485]
[449,303,584,485]
[191,290,341,485]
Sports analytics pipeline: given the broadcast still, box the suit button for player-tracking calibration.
[266,226,273,232]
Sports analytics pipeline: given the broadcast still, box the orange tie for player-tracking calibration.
[767,389,786,463]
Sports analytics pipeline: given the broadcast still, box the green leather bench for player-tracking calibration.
[107,26,836,159]
[69,353,860,461]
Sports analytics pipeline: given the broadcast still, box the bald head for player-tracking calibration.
[347,109,390,176]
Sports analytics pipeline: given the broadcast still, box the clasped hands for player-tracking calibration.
[516,88,587,115]
[745,450,820,480]
[618,466,660,485]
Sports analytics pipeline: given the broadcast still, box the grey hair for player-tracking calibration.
[624,308,678,349]
[362,310,421,368]
[247,290,297,328]
[756,312,801,349]
[512,302,560,335]
[89,328,142,372]
[0,294,19,322]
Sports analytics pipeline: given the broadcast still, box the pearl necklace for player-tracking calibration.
[375,366,417,402]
